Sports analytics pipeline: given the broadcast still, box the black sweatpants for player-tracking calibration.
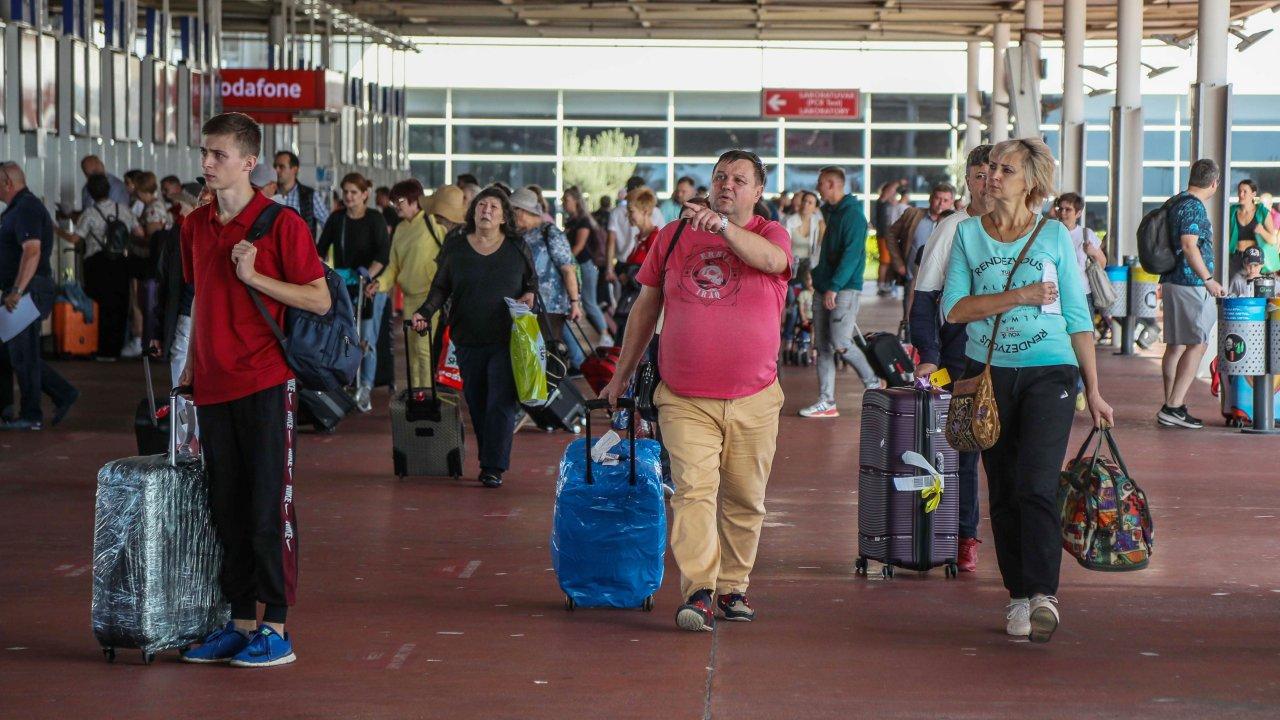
[84,253,130,358]
[981,364,1079,600]
[455,343,519,474]
[197,381,299,623]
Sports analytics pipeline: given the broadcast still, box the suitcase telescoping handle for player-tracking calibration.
[403,320,440,404]
[142,350,159,422]
[169,385,193,467]
[583,398,636,486]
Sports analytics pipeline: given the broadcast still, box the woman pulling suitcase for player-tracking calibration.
[409,187,538,489]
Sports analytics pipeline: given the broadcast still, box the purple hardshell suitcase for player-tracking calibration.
[856,386,960,578]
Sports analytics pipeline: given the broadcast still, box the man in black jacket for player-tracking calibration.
[272,151,329,242]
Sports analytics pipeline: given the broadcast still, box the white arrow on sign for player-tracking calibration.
[766,93,787,112]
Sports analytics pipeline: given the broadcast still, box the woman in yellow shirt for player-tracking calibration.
[374,181,465,386]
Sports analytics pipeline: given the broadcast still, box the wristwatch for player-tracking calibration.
[717,213,729,235]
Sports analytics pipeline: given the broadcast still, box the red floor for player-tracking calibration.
[2,294,1278,720]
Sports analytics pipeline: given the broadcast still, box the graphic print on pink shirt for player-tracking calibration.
[679,244,745,305]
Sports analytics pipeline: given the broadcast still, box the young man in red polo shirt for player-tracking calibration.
[601,149,792,632]
[178,112,330,667]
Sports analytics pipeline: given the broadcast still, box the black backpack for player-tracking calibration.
[94,205,131,258]
[1137,194,1187,275]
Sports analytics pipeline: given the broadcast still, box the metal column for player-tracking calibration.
[1192,0,1232,282]
[1060,0,1086,194]
[991,23,1010,142]
[1112,0,1144,355]
[965,41,982,152]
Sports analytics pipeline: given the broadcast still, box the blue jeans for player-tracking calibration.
[359,292,388,388]
[561,321,586,370]
[578,261,608,335]
[6,278,77,424]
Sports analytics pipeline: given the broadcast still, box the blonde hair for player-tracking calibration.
[627,186,657,216]
[991,137,1056,211]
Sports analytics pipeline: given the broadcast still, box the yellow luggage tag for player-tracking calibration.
[928,367,951,388]
[899,451,945,514]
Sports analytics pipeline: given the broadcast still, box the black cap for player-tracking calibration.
[1243,246,1264,266]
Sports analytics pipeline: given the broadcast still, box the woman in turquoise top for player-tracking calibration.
[1228,179,1279,275]
[942,137,1114,645]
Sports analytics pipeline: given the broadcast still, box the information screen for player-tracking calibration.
[152,62,166,143]
[126,55,141,141]
[39,33,57,130]
[112,52,128,140]
[166,65,179,145]
[87,47,100,137]
[71,39,88,136]
[20,30,39,131]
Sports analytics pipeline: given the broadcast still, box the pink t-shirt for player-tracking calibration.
[636,215,792,399]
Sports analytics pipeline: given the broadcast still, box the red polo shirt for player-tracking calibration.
[181,192,324,406]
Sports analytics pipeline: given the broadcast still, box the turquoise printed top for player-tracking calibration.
[942,215,1093,368]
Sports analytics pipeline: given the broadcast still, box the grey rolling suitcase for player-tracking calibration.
[92,386,229,664]
[391,322,464,479]
[855,386,960,579]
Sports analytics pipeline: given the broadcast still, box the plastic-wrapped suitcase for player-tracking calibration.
[392,322,464,479]
[93,387,228,664]
[134,354,169,455]
[855,386,960,578]
[553,399,665,611]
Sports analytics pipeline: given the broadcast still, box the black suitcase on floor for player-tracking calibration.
[134,354,169,455]
[391,322,464,479]
[525,375,587,434]
[855,327,915,388]
[298,388,356,433]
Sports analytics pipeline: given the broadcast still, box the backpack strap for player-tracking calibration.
[242,202,291,347]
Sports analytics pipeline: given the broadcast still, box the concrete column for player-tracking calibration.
[269,14,285,70]
[1109,0,1143,259]
[965,41,982,152]
[1060,0,1086,193]
[1193,0,1231,280]
[991,22,1010,142]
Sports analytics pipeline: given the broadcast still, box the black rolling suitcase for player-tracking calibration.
[854,323,915,388]
[523,319,587,434]
[391,322,464,479]
[93,386,228,664]
[134,354,169,455]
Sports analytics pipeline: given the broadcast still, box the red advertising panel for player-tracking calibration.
[220,69,344,113]
[761,89,861,120]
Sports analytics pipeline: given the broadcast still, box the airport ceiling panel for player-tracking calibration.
[324,0,1280,42]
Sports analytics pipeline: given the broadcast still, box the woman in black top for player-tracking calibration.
[317,172,391,412]
[411,187,537,489]
[561,186,609,340]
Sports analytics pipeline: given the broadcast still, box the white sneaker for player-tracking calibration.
[355,385,373,413]
[1029,594,1060,643]
[599,333,614,347]
[799,400,839,418]
[864,378,883,390]
[1005,598,1030,637]
[121,338,143,359]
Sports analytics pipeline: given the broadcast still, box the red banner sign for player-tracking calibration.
[761,89,861,119]
[220,69,343,113]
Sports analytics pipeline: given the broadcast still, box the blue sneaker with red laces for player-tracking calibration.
[181,622,251,664]
[228,625,296,668]
[675,590,715,632]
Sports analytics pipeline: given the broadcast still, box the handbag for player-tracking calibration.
[1058,426,1154,571]
[1085,258,1117,310]
[632,219,688,421]
[944,217,1047,452]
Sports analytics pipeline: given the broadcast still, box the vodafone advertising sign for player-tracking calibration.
[220,69,344,116]
[761,89,861,120]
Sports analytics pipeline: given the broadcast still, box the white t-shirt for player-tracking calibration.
[608,203,666,262]
[79,200,141,258]
[913,211,971,295]
[1068,224,1102,275]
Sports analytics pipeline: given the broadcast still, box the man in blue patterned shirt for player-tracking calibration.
[1158,158,1224,429]
[508,188,584,368]
[272,151,330,242]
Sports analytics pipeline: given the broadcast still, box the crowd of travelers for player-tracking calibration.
[0,107,1264,662]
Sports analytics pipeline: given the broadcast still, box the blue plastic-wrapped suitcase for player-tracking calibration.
[552,399,666,612]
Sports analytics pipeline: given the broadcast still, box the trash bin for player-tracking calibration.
[1133,269,1160,320]
[1106,265,1128,318]
[1220,297,1268,376]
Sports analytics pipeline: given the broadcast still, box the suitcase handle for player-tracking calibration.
[583,398,636,486]
[169,386,193,467]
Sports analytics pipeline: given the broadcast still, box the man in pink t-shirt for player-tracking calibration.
[602,149,792,633]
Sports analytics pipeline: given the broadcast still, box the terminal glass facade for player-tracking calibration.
[408,89,1280,228]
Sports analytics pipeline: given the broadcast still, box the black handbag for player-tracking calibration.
[632,220,687,421]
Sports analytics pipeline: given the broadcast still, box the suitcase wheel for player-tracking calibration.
[642,595,654,612]
[945,562,958,579]
[881,565,894,579]
[564,595,576,612]
[102,647,116,663]
[854,557,868,576]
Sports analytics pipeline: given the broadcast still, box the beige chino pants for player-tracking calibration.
[655,379,785,599]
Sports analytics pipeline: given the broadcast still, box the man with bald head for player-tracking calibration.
[72,155,129,219]
[0,162,79,430]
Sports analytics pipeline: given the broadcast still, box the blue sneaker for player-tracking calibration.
[228,625,296,668]
[181,622,251,663]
